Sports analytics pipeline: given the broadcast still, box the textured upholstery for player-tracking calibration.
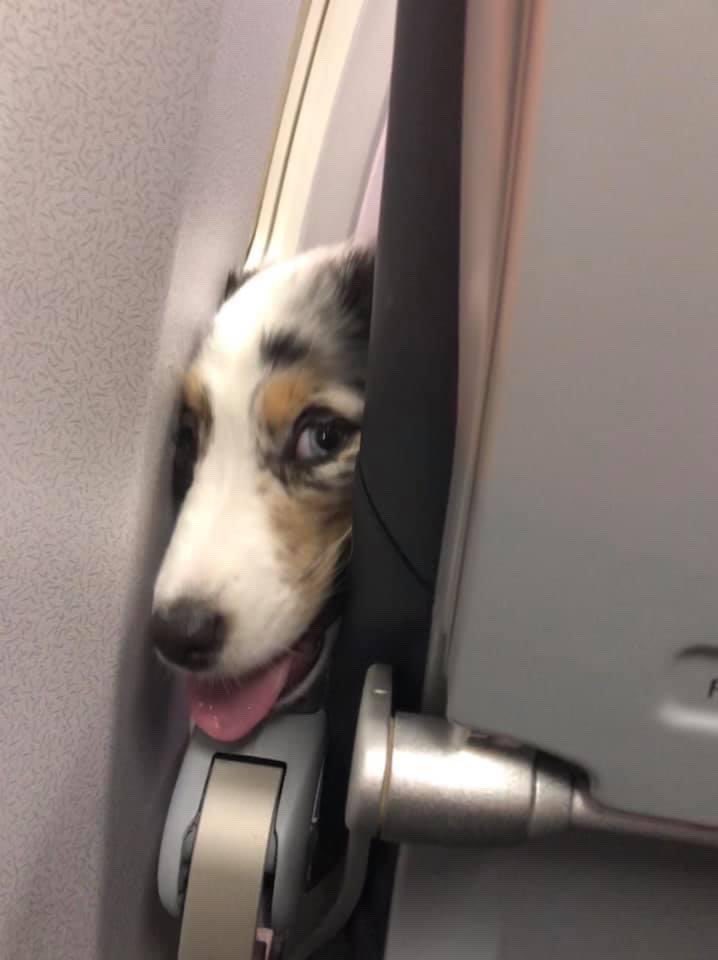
[0,2,299,955]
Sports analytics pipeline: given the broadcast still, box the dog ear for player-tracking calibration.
[338,247,375,339]
[222,266,258,304]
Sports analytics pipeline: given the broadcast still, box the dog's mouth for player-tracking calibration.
[186,623,325,742]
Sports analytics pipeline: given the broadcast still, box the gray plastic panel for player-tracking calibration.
[447,0,718,826]
[384,837,718,960]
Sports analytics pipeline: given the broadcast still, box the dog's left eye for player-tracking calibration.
[295,418,351,462]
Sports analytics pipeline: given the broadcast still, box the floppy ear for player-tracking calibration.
[222,266,258,304]
[338,247,375,339]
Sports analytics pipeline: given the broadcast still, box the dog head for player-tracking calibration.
[150,244,373,739]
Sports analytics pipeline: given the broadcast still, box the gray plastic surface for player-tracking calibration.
[384,837,718,960]
[158,711,325,933]
[296,0,397,252]
[380,4,718,960]
[445,0,718,826]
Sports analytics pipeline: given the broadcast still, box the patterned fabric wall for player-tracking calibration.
[0,2,299,956]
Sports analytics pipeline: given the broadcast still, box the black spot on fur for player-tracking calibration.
[261,329,310,368]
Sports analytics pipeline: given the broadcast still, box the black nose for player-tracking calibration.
[151,601,226,670]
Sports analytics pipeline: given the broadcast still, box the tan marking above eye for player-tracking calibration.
[182,367,212,449]
[183,368,209,415]
[259,369,320,435]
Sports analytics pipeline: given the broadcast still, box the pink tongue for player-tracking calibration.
[187,635,321,743]
[188,656,292,743]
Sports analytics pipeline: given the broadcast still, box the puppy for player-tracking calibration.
[150,244,374,740]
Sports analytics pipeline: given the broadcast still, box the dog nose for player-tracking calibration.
[151,601,226,670]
